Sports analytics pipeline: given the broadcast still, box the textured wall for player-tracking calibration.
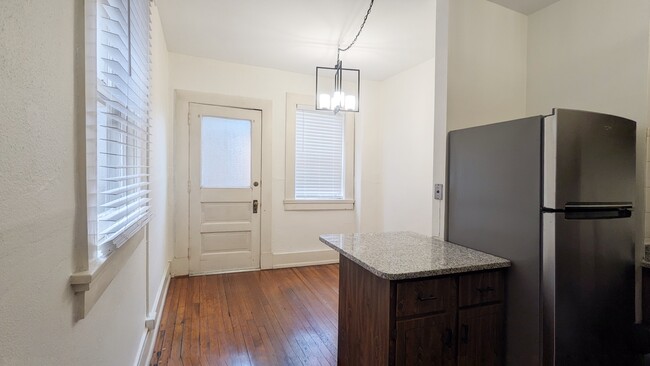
[447,0,528,131]
[148,3,174,314]
[380,58,436,236]
[0,1,172,365]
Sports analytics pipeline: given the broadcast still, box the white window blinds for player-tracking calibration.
[295,106,345,200]
[93,0,151,257]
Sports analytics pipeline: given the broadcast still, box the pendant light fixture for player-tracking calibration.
[316,0,375,114]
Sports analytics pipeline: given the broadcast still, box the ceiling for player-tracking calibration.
[156,0,436,81]
[486,0,560,14]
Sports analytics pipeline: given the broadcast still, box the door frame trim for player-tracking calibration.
[173,90,273,274]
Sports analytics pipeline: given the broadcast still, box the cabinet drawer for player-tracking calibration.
[396,277,456,317]
[459,270,504,308]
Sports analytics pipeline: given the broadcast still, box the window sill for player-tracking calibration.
[69,227,145,320]
[283,199,354,211]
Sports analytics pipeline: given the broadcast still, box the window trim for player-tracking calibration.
[284,93,355,211]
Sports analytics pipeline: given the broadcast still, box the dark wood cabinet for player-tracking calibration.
[457,304,504,366]
[338,255,506,366]
[396,313,456,366]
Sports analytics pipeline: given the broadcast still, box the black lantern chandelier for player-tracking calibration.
[316,0,374,114]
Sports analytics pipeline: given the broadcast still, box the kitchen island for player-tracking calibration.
[320,231,511,366]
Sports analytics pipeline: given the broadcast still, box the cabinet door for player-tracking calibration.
[458,304,504,366]
[395,313,455,366]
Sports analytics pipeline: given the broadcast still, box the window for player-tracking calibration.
[200,116,252,188]
[90,0,151,259]
[70,0,151,320]
[284,94,354,210]
[295,108,345,199]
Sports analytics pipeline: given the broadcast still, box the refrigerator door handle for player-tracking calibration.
[565,202,633,210]
[542,203,633,219]
[564,202,633,220]
[564,208,632,220]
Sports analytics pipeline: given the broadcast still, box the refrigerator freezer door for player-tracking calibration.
[549,213,637,365]
[447,116,543,366]
[548,109,636,209]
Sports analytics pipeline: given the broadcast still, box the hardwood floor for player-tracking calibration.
[150,264,339,366]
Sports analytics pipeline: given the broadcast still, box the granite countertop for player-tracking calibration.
[319,231,511,280]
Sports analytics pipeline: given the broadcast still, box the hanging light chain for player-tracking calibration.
[337,0,375,63]
[318,0,372,112]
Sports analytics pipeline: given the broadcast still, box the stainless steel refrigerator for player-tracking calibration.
[446,109,638,365]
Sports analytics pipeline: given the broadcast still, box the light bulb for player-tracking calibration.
[319,94,331,110]
[345,95,356,111]
[332,91,343,109]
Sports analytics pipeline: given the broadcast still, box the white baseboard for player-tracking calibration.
[135,262,171,366]
[170,256,189,276]
[172,250,338,275]
[261,251,273,270]
[272,249,339,269]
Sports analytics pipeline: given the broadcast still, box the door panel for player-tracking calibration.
[201,202,251,222]
[201,232,251,252]
[189,103,261,274]
[553,109,635,207]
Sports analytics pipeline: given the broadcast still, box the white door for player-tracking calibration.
[188,103,262,274]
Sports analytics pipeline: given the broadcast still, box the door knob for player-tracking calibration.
[253,181,259,187]
[253,200,259,213]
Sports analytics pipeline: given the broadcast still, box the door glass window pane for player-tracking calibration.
[201,116,252,188]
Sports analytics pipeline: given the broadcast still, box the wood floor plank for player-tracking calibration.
[255,275,305,365]
[168,276,189,363]
[151,274,178,366]
[258,270,313,364]
[151,264,338,366]
[265,269,336,364]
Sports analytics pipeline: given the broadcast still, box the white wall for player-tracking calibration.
[0,1,173,365]
[148,4,174,315]
[354,81,385,233]
[447,0,528,131]
[526,0,650,318]
[169,53,384,272]
[380,58,436,235]
[433,0,450,239]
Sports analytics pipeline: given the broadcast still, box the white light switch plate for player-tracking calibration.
[434,184,443,200]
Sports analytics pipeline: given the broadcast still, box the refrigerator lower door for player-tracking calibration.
[543,212,638,365]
